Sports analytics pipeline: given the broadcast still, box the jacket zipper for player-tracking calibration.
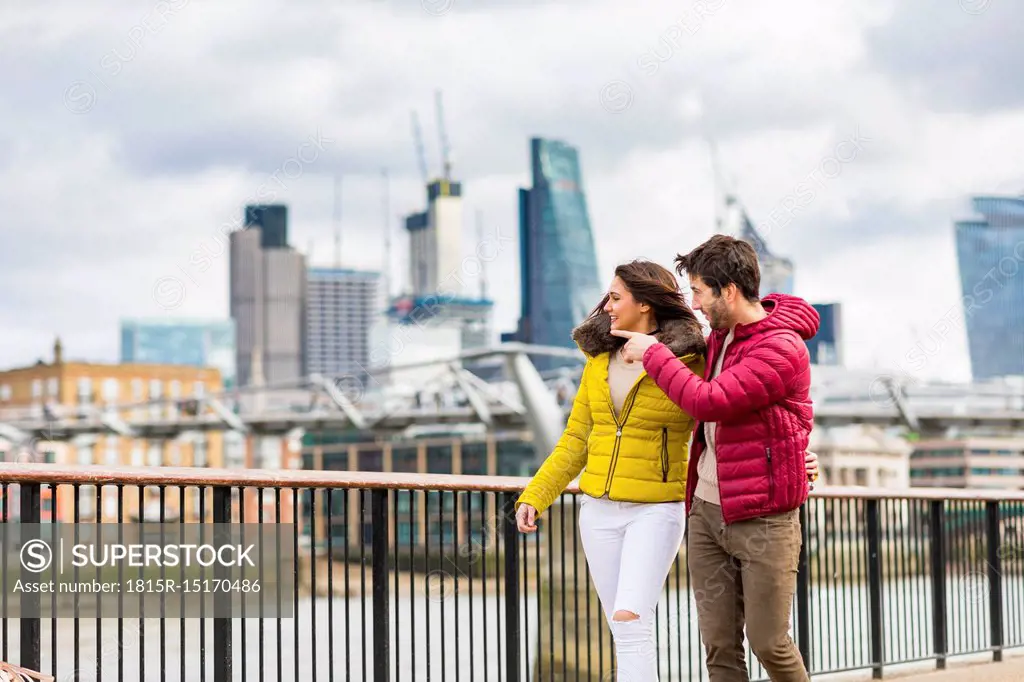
[766,446,775,504]
[661,427,669,482]
[603,382,643,495]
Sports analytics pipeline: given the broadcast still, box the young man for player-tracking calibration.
[613,234,819,681]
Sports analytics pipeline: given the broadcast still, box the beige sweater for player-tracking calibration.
[694,329,734,505]
[608,348,645,417]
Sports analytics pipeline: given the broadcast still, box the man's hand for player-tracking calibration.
[516,504,539,533]
[609,329,659,363]
[805,450,819,489]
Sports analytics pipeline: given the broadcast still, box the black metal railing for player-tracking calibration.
[0,464,1022,680]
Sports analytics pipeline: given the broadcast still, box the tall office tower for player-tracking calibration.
[805,303,844,366]
[721,195,795,297]
[955,194,1024,380]
[306,268,381,381]
[511,138,603,369]
[230,206,307,387]
[120,318,237,387]
[406,179,465,297]
[395,177,494,363]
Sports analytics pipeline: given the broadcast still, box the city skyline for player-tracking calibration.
[2,1,1024,383]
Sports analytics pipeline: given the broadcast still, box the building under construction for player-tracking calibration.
[387,91,494,364]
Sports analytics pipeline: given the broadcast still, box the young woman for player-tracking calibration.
[514,260,817,681]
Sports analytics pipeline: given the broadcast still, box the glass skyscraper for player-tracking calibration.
[955,195,1024,381]
[120,319,237,387]
[513,138,603,367]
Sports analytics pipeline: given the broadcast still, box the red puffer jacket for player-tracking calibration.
[641,294,820,524]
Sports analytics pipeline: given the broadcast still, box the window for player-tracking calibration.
[924,467,966,477]
[193,381,205,398]
[47,378,59,397]
[147,444,162,467]
[192,488,204,519]
[77,378,93,405]
[262,440,282,469]
[971,467,1019,476]
[167,381,181,419]
[193,435,208,468]
[80,485,96,519]
[131,379,144,401]
[31,379,42,399]
[149,380,162,418]
[0,385,9,401]
[224,433,245,468]
[131,444,143,467]
[102,378,119,403]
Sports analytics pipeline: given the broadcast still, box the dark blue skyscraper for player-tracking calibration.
[512,138,603,366]
[955,195,1024,380]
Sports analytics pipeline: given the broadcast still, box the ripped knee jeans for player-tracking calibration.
[578,496,686,681]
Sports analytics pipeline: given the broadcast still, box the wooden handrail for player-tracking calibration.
[0,463,536,493]
[0,463,1023,502]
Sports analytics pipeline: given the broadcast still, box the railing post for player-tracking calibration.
[866,499,884,679]
[929,500,947,670]
[502,492,521,682]
[796,503,811,673]
[213,486,233,682]
[372,489,391,682]
[986,501,1003,662]
[19,483,41,673]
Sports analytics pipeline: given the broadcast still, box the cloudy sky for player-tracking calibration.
[2,0,1022,383]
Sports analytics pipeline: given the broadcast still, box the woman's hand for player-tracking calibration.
[516,504,539,533]
[805,450,819,488]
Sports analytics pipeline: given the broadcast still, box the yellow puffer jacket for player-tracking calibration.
[516,313,707,516]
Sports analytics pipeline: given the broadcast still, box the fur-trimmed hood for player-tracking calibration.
[571,312,707,358]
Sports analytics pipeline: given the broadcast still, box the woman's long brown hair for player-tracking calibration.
[588,259,701,333]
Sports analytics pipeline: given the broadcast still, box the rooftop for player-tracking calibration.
[308,267,382,279]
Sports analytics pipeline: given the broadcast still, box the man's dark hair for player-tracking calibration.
[674,234,761,301]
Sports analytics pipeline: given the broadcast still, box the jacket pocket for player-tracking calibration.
[766,446,775,504]
[661,428,669,482]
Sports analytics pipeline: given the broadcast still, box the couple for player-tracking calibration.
[514,234,820,681]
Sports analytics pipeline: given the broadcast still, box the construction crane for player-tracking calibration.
[333,172,342,268]
[435,89,452,181]
[410,110,429,186]
[476,209,487,300]
[705,135,731,232]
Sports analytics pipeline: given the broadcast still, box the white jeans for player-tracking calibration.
[578,495,686,682]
